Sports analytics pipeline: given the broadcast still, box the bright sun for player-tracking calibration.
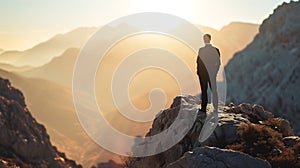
[130,0,197,21]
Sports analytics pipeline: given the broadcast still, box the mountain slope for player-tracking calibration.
[0,63,32,72]
[0,69,120,167]
[0,27,96,67]
[0,69,80,140]
[23,48,79,87]
[0,77,81,167]
[225,1,300,134]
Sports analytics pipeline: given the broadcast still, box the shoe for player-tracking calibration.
[197,111,207,120]
[198,112,220,142]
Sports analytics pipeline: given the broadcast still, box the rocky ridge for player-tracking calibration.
[0,77,81,168]
[225,1,300,134]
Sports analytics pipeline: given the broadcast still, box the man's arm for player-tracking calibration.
[197,49,206,75]
[216,48,221,57]
[215,47,221,69]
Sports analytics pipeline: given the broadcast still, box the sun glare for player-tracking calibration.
[130,0,197,21]
[129,0,225,29]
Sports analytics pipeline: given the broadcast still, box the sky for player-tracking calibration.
[0,0,291,50]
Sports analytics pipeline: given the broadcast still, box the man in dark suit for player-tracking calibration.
[197,34,220,112]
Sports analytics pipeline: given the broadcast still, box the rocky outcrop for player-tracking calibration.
[126,95,299,168]
[92,160,123,168]
[0,78,81,167]
[225,1,300,134]
[282,136,300,147]
[166,147,271,168]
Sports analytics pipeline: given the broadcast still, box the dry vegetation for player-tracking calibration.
[227,120,300,168]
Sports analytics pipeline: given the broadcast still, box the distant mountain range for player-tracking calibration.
[0,27,97,67]
[0,63,31,72]
[225,1,300,135]
[0,22,258,89]
[23,48,79,87]
[0,22,258,68]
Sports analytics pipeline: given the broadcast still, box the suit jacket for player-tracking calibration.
[197,44,221,78]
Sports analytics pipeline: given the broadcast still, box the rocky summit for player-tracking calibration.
[225,1,300,134]
[126,95,300,168]
[0,78,81,168]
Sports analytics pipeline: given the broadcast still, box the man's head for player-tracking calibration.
[203,34,211,44]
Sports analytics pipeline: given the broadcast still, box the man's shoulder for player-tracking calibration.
[214,46,220,51]
[199,46,205,50]
[198,45,208,51]
[199,45,220,52]
[199,45,218,50]
[213,45,219,49]
[209,45,219,50]
[209,45,220,53]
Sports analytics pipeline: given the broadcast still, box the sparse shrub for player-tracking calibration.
[227,123,300,168]
[263,118,294,136]
[121,156,135,168]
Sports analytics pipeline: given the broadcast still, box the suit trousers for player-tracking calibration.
[198,72,218,111]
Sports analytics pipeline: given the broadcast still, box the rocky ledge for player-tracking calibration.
[126,95,300,168]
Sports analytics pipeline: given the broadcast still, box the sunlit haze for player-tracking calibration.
[0,0,290,50]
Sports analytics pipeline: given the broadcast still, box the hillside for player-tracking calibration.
[0,77,81,167]
[0,69,120,167]
[0,69,82,141]
[225,1,300,134]
[0,63,32,72]
[23,48,79,87]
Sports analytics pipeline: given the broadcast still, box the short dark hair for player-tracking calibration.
[203,34,211,43]
[203,34,211,40]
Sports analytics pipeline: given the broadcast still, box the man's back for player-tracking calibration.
[197,44,220,77]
